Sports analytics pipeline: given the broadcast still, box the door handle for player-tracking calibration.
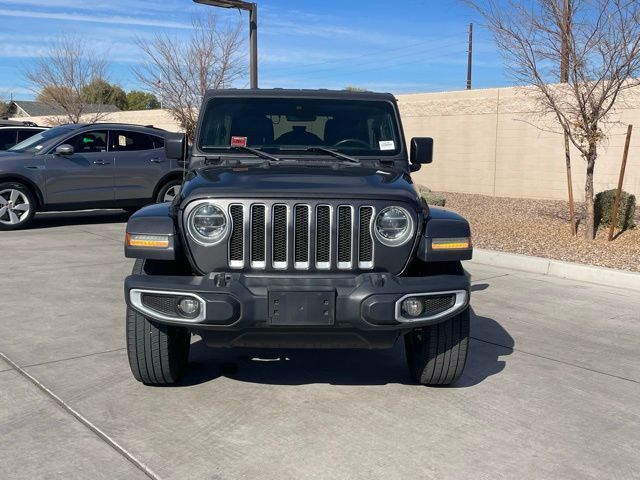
[93,160,110,165]
[150,158,166,163]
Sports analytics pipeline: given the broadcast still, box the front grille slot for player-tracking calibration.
[251,205,266,267]
[272,205,288,268]
[294,205,310,268]
[229,205,244,266]
[316,206,331,268]
[337,206,352,268]
[359,206,374,267]
[227,202,375,271]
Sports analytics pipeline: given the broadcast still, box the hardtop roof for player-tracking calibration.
[203,88,397,102]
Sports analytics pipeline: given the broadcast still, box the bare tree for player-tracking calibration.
[467,0,640,239]
[133,14,245,139]
[25,35,111,124]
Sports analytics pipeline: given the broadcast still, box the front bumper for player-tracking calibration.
[125,271,470,337]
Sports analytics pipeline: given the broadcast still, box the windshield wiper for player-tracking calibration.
[229,145,281,162]
[201,145,282,162]
[281,146,360,164]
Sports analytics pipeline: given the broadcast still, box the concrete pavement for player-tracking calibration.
[1,210,639,480]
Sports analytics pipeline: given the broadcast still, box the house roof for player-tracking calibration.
[11,101,120,117]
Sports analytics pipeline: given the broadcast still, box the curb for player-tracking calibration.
[469,248,640,292]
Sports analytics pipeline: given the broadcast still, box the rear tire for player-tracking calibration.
[0,182,37,230]
[405,308,470,386]
[126,259,191,384]
[156,179,182,204]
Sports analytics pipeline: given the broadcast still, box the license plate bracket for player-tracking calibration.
[268,290,336,325]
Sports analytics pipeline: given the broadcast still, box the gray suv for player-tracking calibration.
[0,123,185,230]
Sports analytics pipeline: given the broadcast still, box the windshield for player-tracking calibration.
[198,97,401,157]
[8,126,75,154]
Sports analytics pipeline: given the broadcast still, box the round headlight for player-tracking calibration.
[188,202,228,245]
[375,206,414,247]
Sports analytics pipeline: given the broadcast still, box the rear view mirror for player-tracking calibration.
[165,132,186,160]
[410,137,433,172]
[54,144,74,156]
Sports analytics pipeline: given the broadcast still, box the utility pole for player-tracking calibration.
[249,3,258,89]
[193,0,258,89]
[560,0,576,236]
[466,23,473,90]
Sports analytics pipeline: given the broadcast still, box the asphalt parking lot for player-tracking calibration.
[1,210,639,480]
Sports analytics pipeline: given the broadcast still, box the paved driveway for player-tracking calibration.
[1,211,639,480]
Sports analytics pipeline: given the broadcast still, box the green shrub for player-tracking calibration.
[594,189,636,230]
[417,185,446,207]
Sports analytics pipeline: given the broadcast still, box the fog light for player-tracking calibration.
[178,297,200,317]
[402,298,424,317]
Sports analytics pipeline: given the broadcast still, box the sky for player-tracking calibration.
[0,0,509,101]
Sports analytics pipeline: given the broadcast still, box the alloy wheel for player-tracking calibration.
[0,189,31,226]
[163,185,181,202]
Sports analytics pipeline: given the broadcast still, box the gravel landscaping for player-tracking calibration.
[434,191,640,272]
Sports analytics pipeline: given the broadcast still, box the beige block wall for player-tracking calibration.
[398,86,640,200]
[15,88,640,201]
[12,109,181,133]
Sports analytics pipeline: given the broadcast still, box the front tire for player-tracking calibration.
[0,182,37,230]
[405,308,470,386]
[126,259,191,384]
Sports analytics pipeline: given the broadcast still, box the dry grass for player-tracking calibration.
[435,191,640,272]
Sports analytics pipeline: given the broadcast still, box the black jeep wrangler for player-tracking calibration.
[124,89,472,386]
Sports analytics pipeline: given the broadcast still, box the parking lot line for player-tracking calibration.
[0,351,162,480]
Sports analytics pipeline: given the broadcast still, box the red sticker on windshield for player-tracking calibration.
[231,136,247,147]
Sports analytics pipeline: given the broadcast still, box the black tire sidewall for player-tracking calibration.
[126,259,191,384]
[0,182,37,230]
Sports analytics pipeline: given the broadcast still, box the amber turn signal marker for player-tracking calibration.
[431,237,471,250]
[126,233,170,248]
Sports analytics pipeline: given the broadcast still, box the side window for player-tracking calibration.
[17,129,41,143]
[152,135,164,149]
[66,130,108,153]
[0,129,18,149]
[111,130,155,152]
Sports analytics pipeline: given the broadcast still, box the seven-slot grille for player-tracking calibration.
[228,203,375,271]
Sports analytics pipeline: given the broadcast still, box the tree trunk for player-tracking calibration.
[584,143,597,240]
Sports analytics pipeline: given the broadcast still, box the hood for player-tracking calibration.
[179,163,422,206]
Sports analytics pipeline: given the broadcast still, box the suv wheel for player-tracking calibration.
[0,182,37,231]
[404,308,470,386]
[156,179,182,203]
[126,259,191,384]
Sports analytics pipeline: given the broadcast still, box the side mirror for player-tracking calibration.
[55,144,74,156]
[165,132,186,160]
[410,137,433,172]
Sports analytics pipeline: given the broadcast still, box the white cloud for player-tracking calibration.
[1,0,184,14]
[0,8,191,29]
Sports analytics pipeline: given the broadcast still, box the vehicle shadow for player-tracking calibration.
[175,308,514,388]
[29,210,130,229]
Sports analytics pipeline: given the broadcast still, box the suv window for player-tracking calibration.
[111,130,156,152]
[0,128,17,150]
[17,128,43,143]
[152,135,164,149]
[66,131,108,153]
